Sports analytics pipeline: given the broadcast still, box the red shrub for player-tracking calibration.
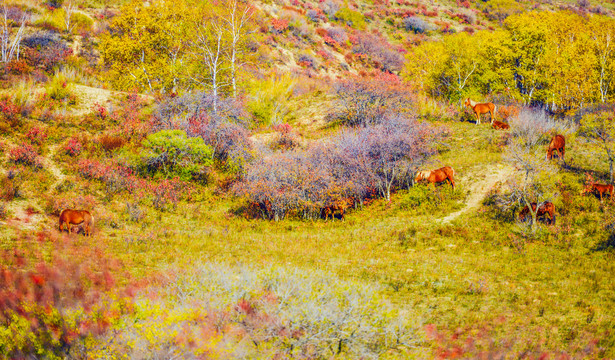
[351,32,404,72]
[315,27,328,37]
[0,98,21,123]
[5,59,31,75]
[98,134,125,152]
[25,126,47,145]
[107,94,151,141]
[271,18,289,33]
[150,178,185,211]
[63,136,83,157]
[9,143,41,168]
[93,102,108,120]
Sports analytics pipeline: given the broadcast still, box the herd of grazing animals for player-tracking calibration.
[56,100,612,232]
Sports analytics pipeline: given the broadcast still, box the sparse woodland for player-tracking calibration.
[0,0,615,358]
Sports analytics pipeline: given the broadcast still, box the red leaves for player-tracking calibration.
[92,102,108,120]
[63,136,83,157]
[25,127,47,145]
[9,143,42,168]
[76,158,188,209]
[271,18,289,33]
[0,233,134,357]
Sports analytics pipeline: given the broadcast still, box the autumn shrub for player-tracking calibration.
[297,53,317,68]
[0,233,134,359]
[155,92,253,174]
[236,116,437,219]
[77,159,141,197]
[330,72,413,126]
[352,32,404,71]
[141,129,213,181]
[306,9,326,22]
[44,0,64,9]
[150,178,186,211]
[0,97,23,130]
[336,6,366,29]
[0,202,6,220]
[0,169,23,201]
[5,59,31,75]
[272,123,299,150]
[98,133,125,153]
[22,32,72,73]
[403,16,432,33]
[100,263,416,359]
[25,126,48,146]
[9,143,42,168]
[45,73,77,105]
[63,135,83,157]
[107,94,151,140]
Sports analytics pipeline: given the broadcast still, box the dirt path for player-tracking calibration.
[42,144,66,195]
[438,164,514,224]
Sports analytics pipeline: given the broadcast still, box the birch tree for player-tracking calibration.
[222,0,253,99]
[0,2,27,63]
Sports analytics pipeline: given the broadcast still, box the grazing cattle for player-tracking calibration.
[415,166,455,190]
[590,183,614,202]
[547,135,565,162]
[518,202,556,225]
[59,209,94,236]
[491,120,510,130]
[464,98,496,125]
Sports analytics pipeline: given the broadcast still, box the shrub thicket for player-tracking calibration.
[236,116,437,220]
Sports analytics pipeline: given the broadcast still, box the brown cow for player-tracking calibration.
[465,98,496,126]
[518,202,556,225]
[415,166,455,190]
[590,183,614,202]
[59,209,94,236]
[491,120,510,130]
[547,135,565,162]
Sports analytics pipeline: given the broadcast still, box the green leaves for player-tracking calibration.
[143,129,213,180]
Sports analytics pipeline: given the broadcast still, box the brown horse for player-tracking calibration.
[590,183,614,202]
[59,209,94,236]
[518,202,556,225]
[415,166,455,190]
[321,198,352,221]
[492,120,510,130]
[465,98,496,126]
[547,135,565,162]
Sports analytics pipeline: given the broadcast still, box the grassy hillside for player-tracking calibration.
[0,0,614,358]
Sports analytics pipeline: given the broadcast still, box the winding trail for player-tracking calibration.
[438,164,514,224]
[42,144,66,195]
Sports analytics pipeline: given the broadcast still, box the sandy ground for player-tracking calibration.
[438,164,514,224]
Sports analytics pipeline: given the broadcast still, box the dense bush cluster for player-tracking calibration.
[22,32,72,74]
[403,16,432,33]
[99,263,416,359]
[77,159,187,210]
[142,129,213,181]
[154,92,253,174]
[236,116,437,220]
[9,143,42,168]
[331,72,413,127]
[351,32,404,72]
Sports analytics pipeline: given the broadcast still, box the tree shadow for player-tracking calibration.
[592,233,615,252]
